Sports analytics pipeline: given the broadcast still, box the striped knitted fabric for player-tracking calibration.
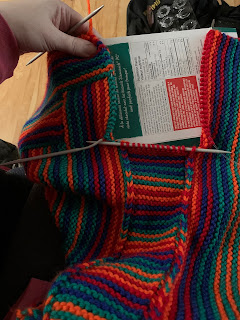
[16,29,240,319]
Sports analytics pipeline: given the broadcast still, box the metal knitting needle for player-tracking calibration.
[26,5,104,66]
[1,139,103,166]
[87,141,232,154]
[1,139,231,167]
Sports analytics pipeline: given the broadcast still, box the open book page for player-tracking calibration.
[104,28,211,144]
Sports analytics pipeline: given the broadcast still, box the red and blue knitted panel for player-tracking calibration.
[174,29,240,319]
[17,30,240,319]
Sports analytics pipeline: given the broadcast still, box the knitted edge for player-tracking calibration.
[45,32,118,143]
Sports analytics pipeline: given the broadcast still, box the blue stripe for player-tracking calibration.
[211,34,226,136]
[87,83,97,141]
[128,153,185,161]
[92,206,112,259]
[130,161,184,168]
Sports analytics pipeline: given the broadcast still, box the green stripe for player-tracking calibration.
[133,178,184,188]
[131,164,185,173]
[135,215,182,227]
[105,263,162,282]
[50,289,140,320]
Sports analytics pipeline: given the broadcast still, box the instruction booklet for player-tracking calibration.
[104,28,209,144]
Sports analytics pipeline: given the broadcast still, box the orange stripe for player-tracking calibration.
[117,170,135,252]
[124,240,177,255]
[49,65,113,101]
[128,226,178,239]
[52,301,106,319]
[55,192,66,229]
[85,267,158,295]
[113,147,125,204]
[185,178,192,186]
[84,204,108,261]
[89,263,162,282]
[202,32,219,145]
[103,78,110,132]
[45,294,54,306]
[96,148,115,257]
[23,101,62,132]
[162,156,198,319]
[134,184,182,192]
[65,197,85,259]
[214,100,240,318]
[16,310,24,319]
[100,148,122,257]
[182,155,201,317]
[62,91,74,191]
[132,175,184,185]
[125,235,186,248]
[92,264,160,289]
[87,0,92,32]
[27,309,33,316]
[224,99,240,317]
[105,144,116,204]
[134,194,181,201]
[109,146,126,248]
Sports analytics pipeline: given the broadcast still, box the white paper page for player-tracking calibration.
[104,29,211,144]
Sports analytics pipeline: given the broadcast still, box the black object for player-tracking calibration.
[0,169,33,262]
[0,140,64,318]
[214,1,240,30]
[0,139,19,168]
[155,1,200,33]
[0,183,65,318]
[127,0,240,36]
[127,0,217,35]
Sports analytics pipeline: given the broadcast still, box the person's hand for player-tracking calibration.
[0,0,98,57]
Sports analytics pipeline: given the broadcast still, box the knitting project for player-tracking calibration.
[16,29,240,319]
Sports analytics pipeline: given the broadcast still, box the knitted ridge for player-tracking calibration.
[17,144,194,320]
[17,32,195,319]
[17,29,240,319]
[18,34,126,264]
[16,309,42,320]
[174,29,240,320]
[19,33,117,155]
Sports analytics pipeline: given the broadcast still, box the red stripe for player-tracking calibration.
[84,204,107,261]
[82,85,92,140]
[213,36,230,140]
[20,129,64,145]
[129,157,185,165]
[71,273,148,311]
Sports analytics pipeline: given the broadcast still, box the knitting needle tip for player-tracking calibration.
[26,5,104,66]
[26,52,45,66]
[68,5,104,35]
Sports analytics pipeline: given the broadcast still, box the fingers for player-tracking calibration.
[62,2,89,35]
[62,2,102,39]
[52,29,97,57]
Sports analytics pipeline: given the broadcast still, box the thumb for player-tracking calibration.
[51,29,97,57]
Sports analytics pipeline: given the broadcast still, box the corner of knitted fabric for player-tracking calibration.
[199,29,218,149]
[46,33,118,142]
[199,28,240,151]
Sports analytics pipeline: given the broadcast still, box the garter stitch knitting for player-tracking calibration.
[16,29,240,319]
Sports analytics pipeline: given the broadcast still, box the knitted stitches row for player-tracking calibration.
[17,30,240,319]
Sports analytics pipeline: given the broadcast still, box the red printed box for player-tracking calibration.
[166,76,201,131]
